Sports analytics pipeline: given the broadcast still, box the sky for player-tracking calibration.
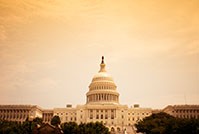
[0,0,198,109]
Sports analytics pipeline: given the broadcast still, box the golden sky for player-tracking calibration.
[0,0,198,109]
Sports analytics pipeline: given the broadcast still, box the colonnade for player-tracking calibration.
[90,85,116,90]
[42,112,53,123]
[0,109,29,121]
[88,109,116,120]
[87,93,118,103]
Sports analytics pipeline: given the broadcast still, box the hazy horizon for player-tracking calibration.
[0,0,198,109]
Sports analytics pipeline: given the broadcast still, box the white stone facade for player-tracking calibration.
[163,105,199,119]
[53,57,152,132]
[0,105,42,122]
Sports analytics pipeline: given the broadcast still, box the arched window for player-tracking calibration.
[111,127,115,132]
[117,127,121,132]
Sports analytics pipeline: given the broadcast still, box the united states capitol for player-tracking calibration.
[0,57,198,133]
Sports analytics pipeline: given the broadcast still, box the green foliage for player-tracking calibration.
[61,121,110,134]
[33,117,43,125]
[0,120,21,134]
[50,115,61,127]
[0,118,110,134]
[61,122,79,134]
[135,112,199,134]
[0,117,43,134]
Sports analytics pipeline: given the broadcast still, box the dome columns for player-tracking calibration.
[87,93,119,104]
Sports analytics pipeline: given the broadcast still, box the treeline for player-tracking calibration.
[135,112,199,134]
[0,117,43,134]
[0,116,109,134]
[61,122,109,134]
[51,115,109,134]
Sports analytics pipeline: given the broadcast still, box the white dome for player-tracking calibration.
[93,72,111,78]
[92,72,114,82]
[86,56,119,105]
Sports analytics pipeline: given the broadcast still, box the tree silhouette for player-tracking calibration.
[51,116,61,127]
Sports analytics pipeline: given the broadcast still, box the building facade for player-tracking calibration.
[163,105,199,119]
[42,109,54,123]
[0,105,42,123]
[52,57,152,133]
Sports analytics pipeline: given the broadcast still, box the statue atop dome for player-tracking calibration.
[99,56,106,72]
[101,56,104,64]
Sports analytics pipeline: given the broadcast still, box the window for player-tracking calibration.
[101,114,103,119]
[96,114,99,119]
[105,114,108,119]
[111,115,114,119]
[90,114,93,119]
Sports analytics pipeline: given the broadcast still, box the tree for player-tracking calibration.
[51,116,61,127]
[61,122,79,134]
[33,117,43,125]
[135,112,175,134]
[135,112,199,134]
[85,122,109,134]
[0,117,44,134]
[79,122,109,134]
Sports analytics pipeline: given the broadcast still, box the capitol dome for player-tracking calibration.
[86,56,119,105]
